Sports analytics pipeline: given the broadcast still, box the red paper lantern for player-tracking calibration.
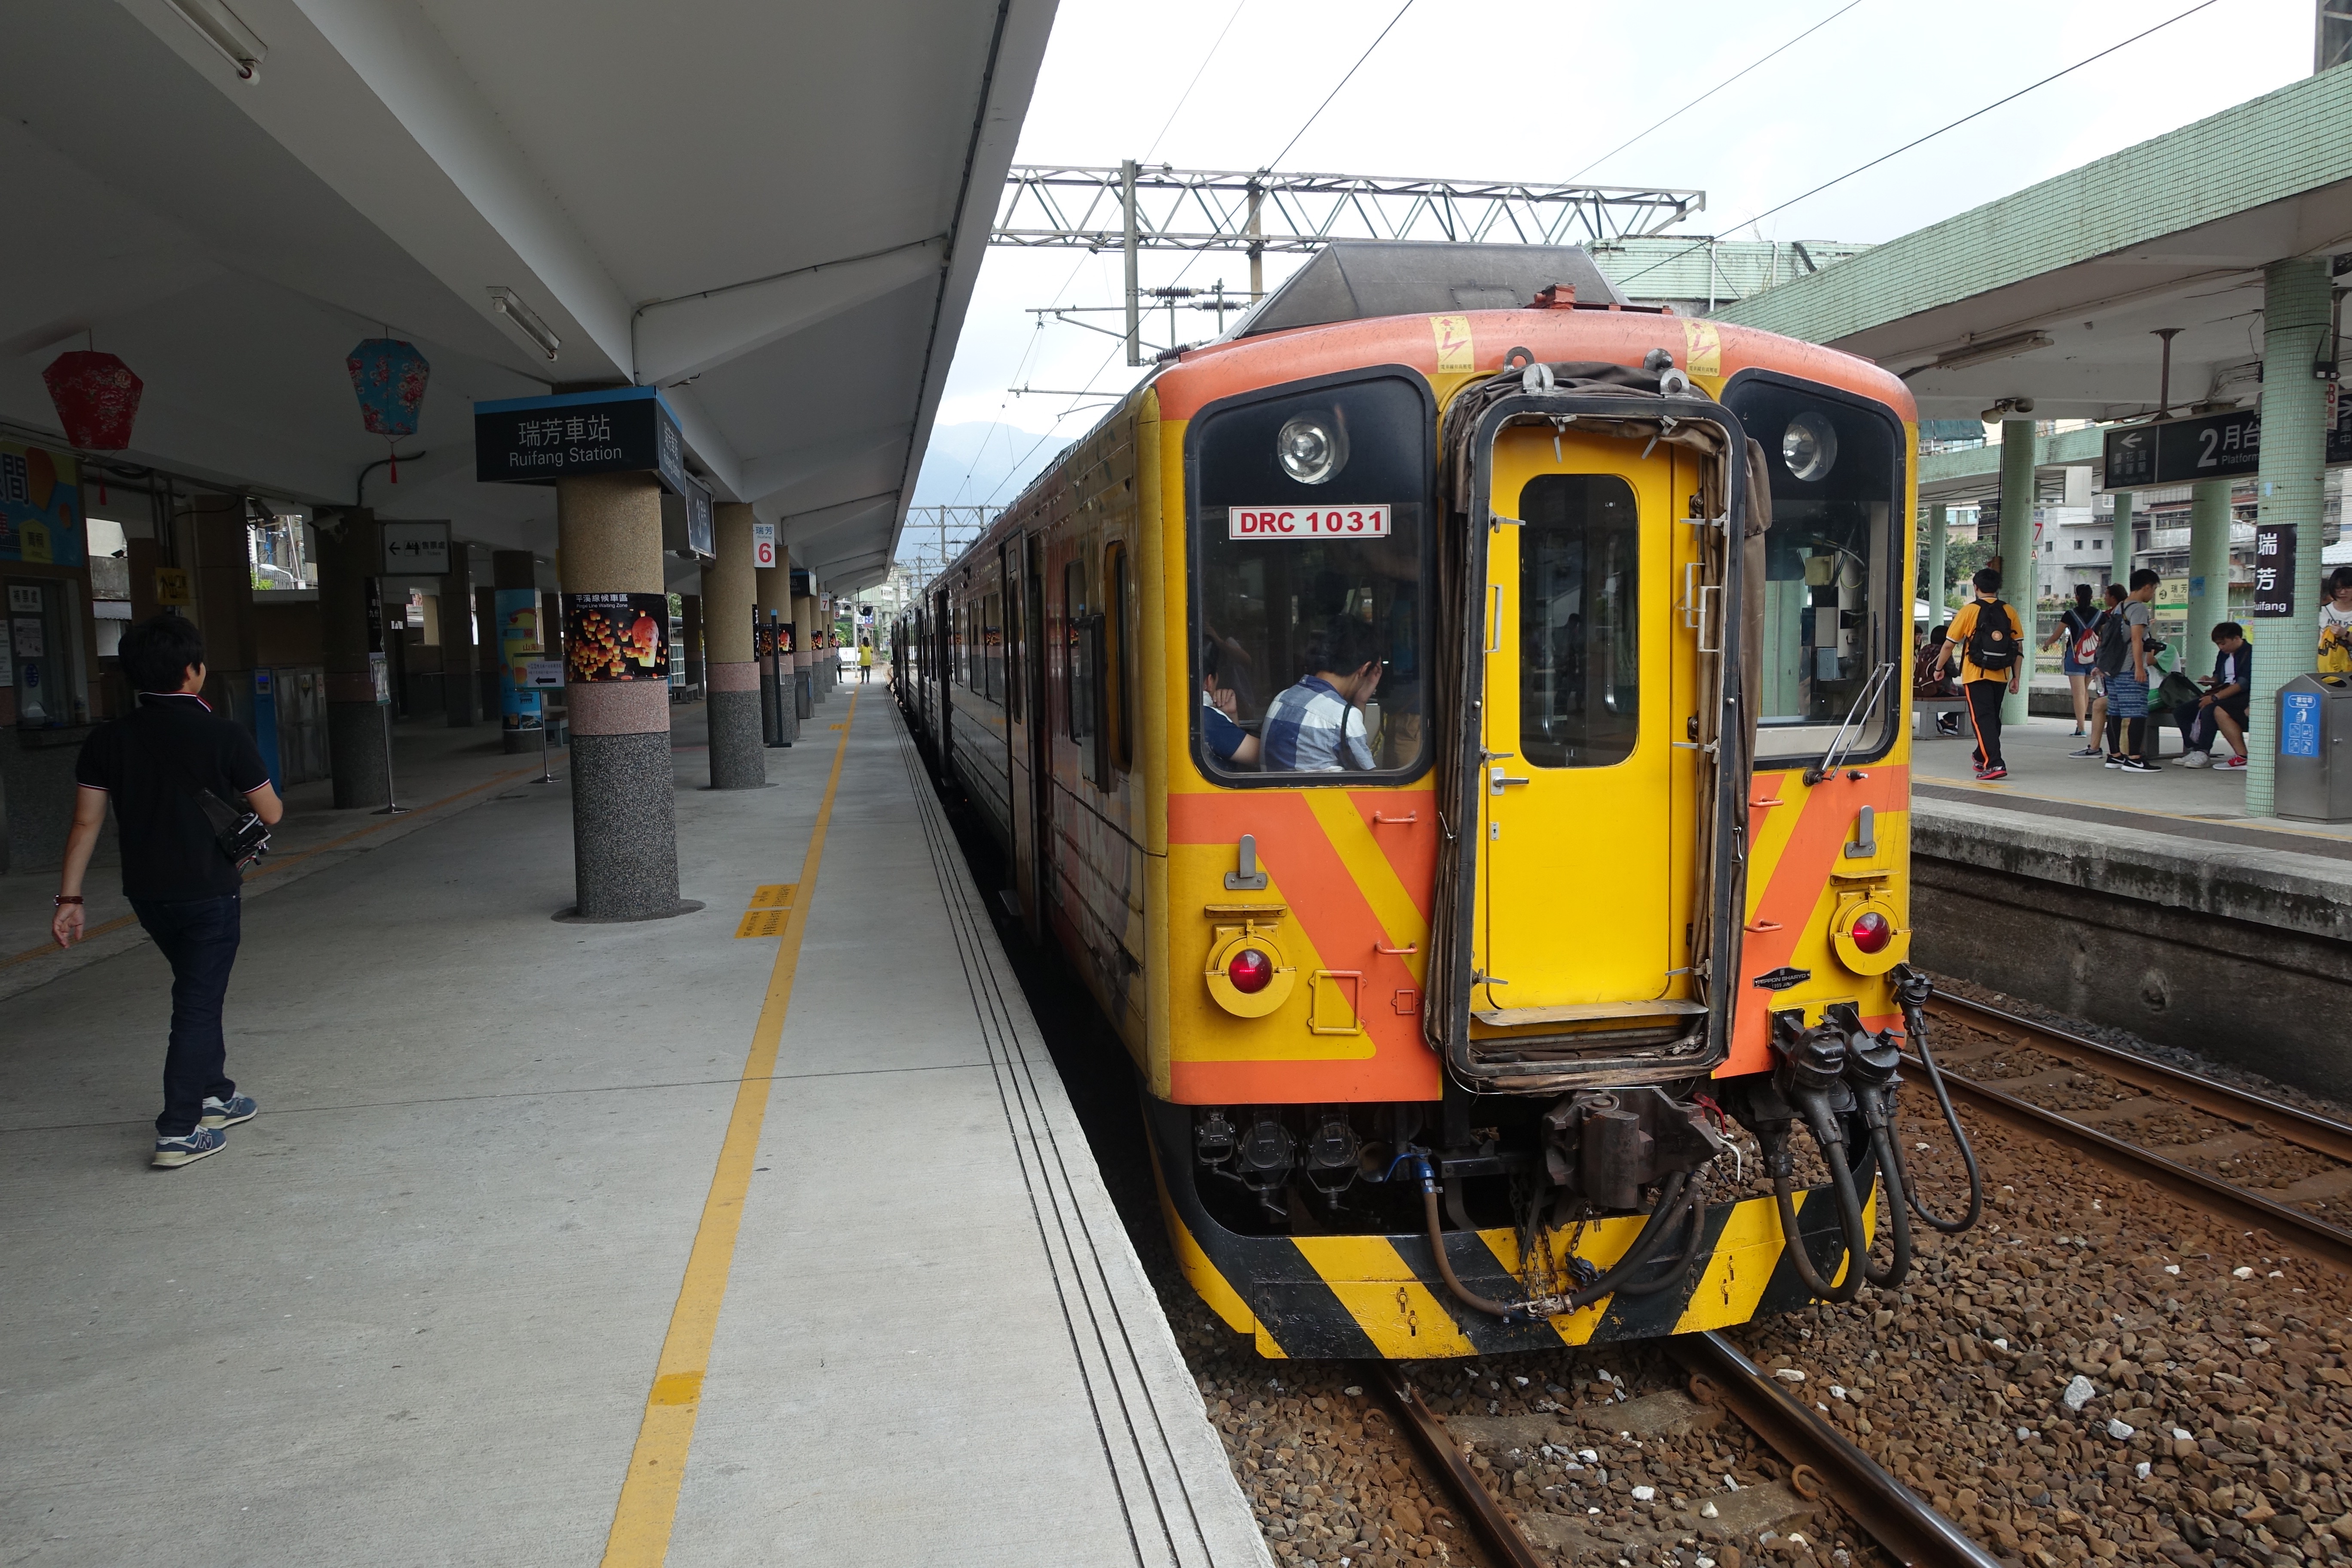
[43,350,144,450]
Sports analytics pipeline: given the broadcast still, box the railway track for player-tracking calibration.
[1363,1332,2003,1568]
[1917,991,2352,1274]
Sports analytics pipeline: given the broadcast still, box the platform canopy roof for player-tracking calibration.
[0,0,1054,591]
[1715,64,2352,431]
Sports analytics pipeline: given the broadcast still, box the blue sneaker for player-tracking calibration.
[201,1093,258,1129]
[153,1126,227,1168]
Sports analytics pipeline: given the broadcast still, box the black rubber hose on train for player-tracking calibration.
[1421,1164,1692,1322]
[1888,964,1985,1234]
[1611,1183,1712,1298]
[1770,1109,1869,1305]
[1863,1121,1914,1290]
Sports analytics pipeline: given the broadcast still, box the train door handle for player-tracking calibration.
[1842,804,1878,858]
[1489,765,1531,794]
[1484,584,1504,654]
[1224,832,1269,891]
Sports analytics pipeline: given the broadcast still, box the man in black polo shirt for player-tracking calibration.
[52,616,283,1168]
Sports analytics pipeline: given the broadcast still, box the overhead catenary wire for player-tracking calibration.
[1264,0,1415,172]
[1565,0,1865,183]
[1608,0,2224,294]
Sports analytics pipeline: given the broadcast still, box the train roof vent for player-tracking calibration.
[1234,240,1627,339]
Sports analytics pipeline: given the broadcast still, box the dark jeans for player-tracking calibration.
[131,894,242,1136]
[2180,700,2251,753]
[1965,679,2007,770]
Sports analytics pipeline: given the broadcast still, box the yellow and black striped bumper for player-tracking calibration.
[1146,1097,1865,1360]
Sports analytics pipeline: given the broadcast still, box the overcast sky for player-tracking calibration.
[918,0,2312,511]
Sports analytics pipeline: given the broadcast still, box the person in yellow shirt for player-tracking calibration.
[857,637,874,683]
[1929,567,2025,780]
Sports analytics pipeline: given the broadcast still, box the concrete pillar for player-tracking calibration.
[2247,256,2333,818]
[493,550,543,753]
[442,545,477,727]
[756,546,793,746]
[1927,503,1949,621]
[704,502,764,787]
[188,493,257,714]
[319,510,389,808]
[557,472,680,919]
[792,589,817,717]
[2187,479,2233,656]
[1997,418,2039,723]
[2110,490,2134,585]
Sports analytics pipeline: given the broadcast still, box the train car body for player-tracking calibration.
[900,243,1932,1358]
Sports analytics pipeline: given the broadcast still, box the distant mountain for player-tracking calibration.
[911,421,1074,511]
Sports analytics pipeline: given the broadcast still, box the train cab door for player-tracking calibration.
[1471,426,1703,1038]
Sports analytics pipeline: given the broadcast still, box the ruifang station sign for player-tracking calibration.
[474,386,688,493]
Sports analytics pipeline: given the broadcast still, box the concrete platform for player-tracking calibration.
[0,694,1265,1568]
[1905,710,2352,1100]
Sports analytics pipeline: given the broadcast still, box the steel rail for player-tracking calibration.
[1668,1331,2006,1568]
[1363,1361,1548,1568]
[1910,1052,2352,1274]
[1927,993,2352,1166]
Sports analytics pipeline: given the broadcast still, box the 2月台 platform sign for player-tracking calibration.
[2103,401,2352,490]
[474,387,689,496]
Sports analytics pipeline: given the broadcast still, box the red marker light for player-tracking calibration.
[1850,911,1893,955]
[1228,948,1274,994]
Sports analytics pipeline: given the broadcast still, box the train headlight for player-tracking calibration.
[1276,414,1347,484]
[1206,927,1296,1017]
[1781,412,1838,483]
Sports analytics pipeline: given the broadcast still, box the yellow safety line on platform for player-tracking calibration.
[1,753,569,972]
[599,692,857,1566]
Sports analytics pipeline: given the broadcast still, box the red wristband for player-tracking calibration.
[54,895,83,906]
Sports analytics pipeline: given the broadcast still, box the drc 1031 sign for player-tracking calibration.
[1228,505,1390,539]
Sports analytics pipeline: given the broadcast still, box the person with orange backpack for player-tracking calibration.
[1930,566,2025,780]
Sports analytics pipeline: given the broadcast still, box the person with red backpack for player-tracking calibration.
[2043,582,2103,737]
[1930,566,2025,780]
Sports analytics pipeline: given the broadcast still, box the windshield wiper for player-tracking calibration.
[1804,660,1896,786]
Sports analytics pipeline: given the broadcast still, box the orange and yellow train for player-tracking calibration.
[898,243,1974,1359]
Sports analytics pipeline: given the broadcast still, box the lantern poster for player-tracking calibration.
[496,587,544,733]
[0,441,85,566]
[564,592,670,682]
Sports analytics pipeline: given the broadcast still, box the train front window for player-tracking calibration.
[1190,374,1434,781]
[1722,378,1902,763]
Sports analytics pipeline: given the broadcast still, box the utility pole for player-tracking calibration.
[1121,158,1141,367]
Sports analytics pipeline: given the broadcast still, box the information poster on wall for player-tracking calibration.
[496,586,544,733]
[0,441,85,567]
[564,592,669,682]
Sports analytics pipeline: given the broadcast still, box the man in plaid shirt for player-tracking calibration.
[1263,613,1384,772]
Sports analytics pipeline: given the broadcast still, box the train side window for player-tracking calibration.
[1066,558,1093,744]
[1519,475,1640,768]
[1105,542,1131,771]
[983,589,1003,704]
[1004,567,1023,722]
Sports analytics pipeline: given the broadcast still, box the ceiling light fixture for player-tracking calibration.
[487,287,561,361]
[1933,331,2055,373]
[163,0,266,83]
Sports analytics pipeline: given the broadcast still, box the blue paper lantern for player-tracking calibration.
[346,338,430,439]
